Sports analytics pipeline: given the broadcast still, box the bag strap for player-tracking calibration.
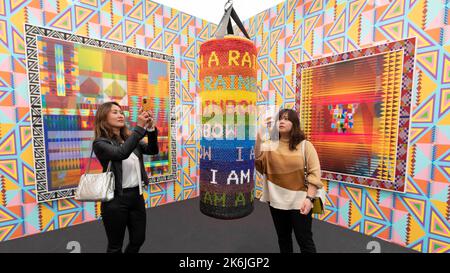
[216,1,251,39]
[85,142,112,174]
[302,140,309,188]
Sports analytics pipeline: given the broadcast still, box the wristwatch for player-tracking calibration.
[306,196,315,202]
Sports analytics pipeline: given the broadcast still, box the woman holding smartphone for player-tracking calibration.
[255,108,323,253]
[93,101,158,253]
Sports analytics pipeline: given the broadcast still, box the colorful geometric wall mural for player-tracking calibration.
[297,38,416,193]
[244,0,449,253]
[25,25,177,202]
[0,0,448,254]
[0,0,215,241]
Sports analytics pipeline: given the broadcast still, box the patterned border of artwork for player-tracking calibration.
[24,24,178,203]
[296,38,416,193]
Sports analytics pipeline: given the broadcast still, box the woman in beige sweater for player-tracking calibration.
[255,108,323,253]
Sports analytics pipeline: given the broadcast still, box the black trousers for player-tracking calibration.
[101,187,146,253]
[269,205,317,253]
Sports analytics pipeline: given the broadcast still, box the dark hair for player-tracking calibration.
[94,101,131,142]
[271,108,306,151]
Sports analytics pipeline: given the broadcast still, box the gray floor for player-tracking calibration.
[0,198,415,253]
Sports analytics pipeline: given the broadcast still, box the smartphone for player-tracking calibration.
[142,97,151,111]
[257,105,277,141]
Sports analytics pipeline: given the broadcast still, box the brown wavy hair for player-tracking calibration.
[94,101,131,141]
[270,108,306,151]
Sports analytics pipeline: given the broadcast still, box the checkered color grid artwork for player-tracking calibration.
[243,0,449,253]
[26,25,177,202]
[0,0,216,242]
[329,103,357,132]
[297,38,416,193]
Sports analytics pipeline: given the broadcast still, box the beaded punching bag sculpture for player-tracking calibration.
[198,3,257,219]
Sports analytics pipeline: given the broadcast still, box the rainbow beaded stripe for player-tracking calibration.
[199,36,257,219]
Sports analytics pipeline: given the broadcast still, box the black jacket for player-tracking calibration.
[93,126,159,196]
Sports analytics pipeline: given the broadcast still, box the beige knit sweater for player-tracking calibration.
[255,139,323,210]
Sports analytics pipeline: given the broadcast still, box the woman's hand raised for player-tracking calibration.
[137,108,150,128]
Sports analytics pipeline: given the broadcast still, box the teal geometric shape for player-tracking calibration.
[415,145,433,174]
[379,190,394,206]
[24,204,40,229]
[392,213,408,243]
[425,1,445,28]
[431,184,449,202]
[5,190,20,205]
[327,180,339,193]
[339,199,350,225]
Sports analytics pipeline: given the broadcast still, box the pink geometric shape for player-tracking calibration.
[415,165,432,180]
[25,223,40,235]
[430,181,448,195]
[425,9,445,30]
[83,211,96,221]
[7,192,21,207]
[43,0,57,12]
[15,92,28,107]
[277,39,285,63]
[416,143,433,160]
[23,203,37,216]
[393,209,408,222]
[100,12,111,27]
[88,22,101,36]
[113,0,123,16]
[27,7,44,25]
[337,215,348,227]
[195,18,202,28]
[0,56,11,71]
[436,126,450,144]
[269,7,277,19]
[324,11,334,25]
[295,5,303,18]
[13,72,26,86]
[379,195,393,208]
[1,108,16,122]
[329,185,339,196]
[375,0,391,7]
[163,5,171,17]
[391,230,407,245]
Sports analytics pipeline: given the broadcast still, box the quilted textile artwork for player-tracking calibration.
[296,38,416,193]
[199,36,257,219]
[26,25,177,202]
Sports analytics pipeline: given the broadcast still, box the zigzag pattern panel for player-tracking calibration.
[297,39,415,193]
[244,0,449,253]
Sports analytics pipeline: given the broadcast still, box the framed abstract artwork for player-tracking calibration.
[296,38,416,193]
[25,25,177,202]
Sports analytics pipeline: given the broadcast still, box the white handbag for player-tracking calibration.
[75,148,115,202]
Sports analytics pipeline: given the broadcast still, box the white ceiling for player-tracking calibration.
[152,0,285,24]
